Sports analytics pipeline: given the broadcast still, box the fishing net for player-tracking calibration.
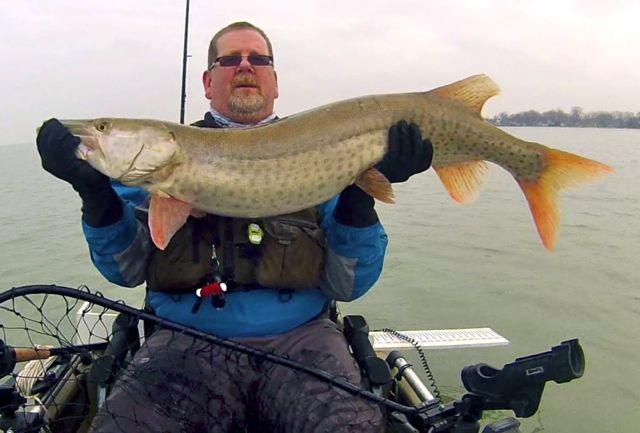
[0,285,415,433]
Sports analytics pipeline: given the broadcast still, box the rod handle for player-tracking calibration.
[13,347,52,362]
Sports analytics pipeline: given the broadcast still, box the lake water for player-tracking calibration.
[0,127,638,432]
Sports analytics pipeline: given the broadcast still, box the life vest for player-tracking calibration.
[145,207,326,295]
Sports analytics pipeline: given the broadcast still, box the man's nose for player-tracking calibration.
[236,56,254,72]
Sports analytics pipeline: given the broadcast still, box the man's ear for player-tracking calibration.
[274,70,279,100]
[203,70,213,100]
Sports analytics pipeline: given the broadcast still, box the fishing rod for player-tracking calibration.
[179,0,191,124]
[0,340,107,378]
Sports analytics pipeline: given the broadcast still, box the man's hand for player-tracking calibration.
[36,119,110,194]
[334,120,433,227]
[375,120,433,183]
[36,118,122,227]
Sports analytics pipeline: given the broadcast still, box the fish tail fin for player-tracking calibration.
[518,147,613,250]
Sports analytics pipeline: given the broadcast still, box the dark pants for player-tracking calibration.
[90,317,384,433]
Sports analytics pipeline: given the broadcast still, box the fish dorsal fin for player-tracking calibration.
[355,168,395,204]
[435,161,490,203]
[427,74,500,117]
[149,193,192,250]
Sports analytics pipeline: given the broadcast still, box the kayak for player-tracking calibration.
[0,285,583,433]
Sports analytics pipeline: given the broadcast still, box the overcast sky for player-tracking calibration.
[2,0,638,145]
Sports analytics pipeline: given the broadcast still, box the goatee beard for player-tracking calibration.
[228,92,266,118]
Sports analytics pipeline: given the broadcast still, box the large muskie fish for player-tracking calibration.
[61,75,612,250]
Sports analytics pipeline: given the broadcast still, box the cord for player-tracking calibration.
[374,328,442,402]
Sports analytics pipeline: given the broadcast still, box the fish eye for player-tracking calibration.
[96,121,110,132]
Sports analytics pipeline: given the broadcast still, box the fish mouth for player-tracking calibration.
[59,119,101,159]
[60,120,94,143]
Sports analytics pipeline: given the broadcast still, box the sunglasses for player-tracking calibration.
[210,55,273,69]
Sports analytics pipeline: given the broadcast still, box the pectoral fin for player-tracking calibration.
[149,194,192,250]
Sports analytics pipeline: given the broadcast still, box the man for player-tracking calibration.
[36,22,432,433]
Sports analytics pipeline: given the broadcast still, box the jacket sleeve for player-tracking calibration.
[81,182,152,288]
[317,196,388,301]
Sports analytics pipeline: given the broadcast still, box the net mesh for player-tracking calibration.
[0,285,395,433]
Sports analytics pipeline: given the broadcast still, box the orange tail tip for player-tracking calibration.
[518,148,613,251]
[355,167,395,204]
[149,194,193,250]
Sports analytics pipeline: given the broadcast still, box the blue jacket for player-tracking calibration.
[82,183,388,338]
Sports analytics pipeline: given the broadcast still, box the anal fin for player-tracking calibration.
[435,161,489,203]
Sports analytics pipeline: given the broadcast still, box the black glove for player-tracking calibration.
[334,120,433,227]
[375,120,433,183]
[36,118,122,227]
[334,184,378,227]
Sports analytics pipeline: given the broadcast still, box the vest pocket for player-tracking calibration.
[256,217,325,289]
[146,217,214,293]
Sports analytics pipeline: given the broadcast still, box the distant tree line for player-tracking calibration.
[488,107,640,129]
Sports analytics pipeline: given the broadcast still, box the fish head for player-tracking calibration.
[61,118,180,185]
